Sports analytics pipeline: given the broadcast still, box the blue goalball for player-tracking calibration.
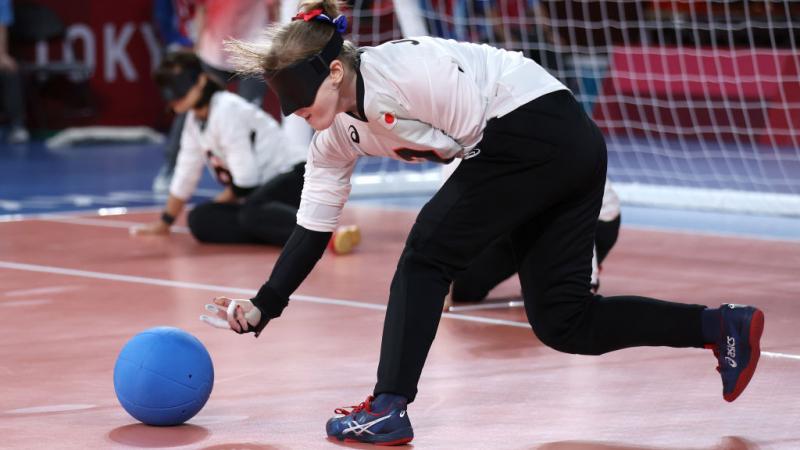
[113,327,214,426]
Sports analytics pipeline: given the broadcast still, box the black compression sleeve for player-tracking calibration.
[250,225,331,319]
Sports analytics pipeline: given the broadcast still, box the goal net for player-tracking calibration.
[342,1,800,215]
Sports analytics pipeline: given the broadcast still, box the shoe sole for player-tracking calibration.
[329,426,414,446]
[724,308,764,402]
[329,434,413,446]
[344,437,413,446]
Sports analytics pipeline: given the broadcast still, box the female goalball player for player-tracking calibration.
[201,1,764,445]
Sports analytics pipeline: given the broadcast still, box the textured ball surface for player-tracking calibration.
[113,327,214,426]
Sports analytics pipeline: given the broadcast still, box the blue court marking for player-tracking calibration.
[2,139,799,241]
[0,141,215,214]
[607,136,800,194]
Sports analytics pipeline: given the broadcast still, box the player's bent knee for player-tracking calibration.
[187,207,217,243]
[529,308,605,355]
[187,224,215,243]
[533,329,601,355]
[531,326,604,355]
[404,227,473,277]
[236,207,257,230]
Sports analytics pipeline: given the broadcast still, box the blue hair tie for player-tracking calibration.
[331,14,348,34]
[293,9,348,34]
[316,14,348,34]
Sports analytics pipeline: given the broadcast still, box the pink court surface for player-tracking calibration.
[1,205,799,449]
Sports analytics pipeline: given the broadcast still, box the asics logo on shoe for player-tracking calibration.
[726,336,737,368]
[343,414,392,436]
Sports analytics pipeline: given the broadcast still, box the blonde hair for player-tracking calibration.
[225,0,359,77]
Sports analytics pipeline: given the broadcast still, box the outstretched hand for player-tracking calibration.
[129,221,170,236]
[200,296,267,336]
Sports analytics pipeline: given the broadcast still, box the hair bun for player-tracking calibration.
[292,8,348,34]
[298,0,342,18]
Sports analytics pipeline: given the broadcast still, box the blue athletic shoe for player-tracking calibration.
[325,396,414,445]
[707,304,765,402]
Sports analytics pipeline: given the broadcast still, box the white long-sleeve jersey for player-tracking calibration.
[298,36,568,232]
[170,91,307,201]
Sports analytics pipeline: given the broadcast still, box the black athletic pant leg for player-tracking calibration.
[451,213,621,302]
[374,91,705,403]
[188,201,252,243]
[450,212,621,302]
[450,235,516,302]
[376,91,588,401]
[188,164,304,245]
[515,180,703,354]
[238,163,305,246]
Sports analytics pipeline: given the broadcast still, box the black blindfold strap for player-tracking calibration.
[319,31,344,67]
[267,31,344,115]
[306,31,344,74]
[160,66,202,102]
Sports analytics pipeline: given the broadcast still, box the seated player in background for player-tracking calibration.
[445,177,621,309]
[131,51,360,253]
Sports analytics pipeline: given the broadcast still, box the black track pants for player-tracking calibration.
[188,163,304,245]
[451,214,621,302]
[374,91,705,402]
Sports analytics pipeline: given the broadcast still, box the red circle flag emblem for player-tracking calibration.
[384,113,395,124]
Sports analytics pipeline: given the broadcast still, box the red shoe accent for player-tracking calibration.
[343,436,413,446]
[375,437,413,446]
[334,396,373,416]
[704,344,721,374]
[723,309,764,402]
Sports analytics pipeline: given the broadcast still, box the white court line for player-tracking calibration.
[0,299,53,307]
[763,351,800,361]
[0,205,162,222]
[5,285,81,297]
[0,201,395,223]
[0,206,189,233]
[1,260,796,360]
[3,203,395,232]
[39,216,191,234]
[447,300,524,312]
[6,404,96,414]
[0,261,529,329]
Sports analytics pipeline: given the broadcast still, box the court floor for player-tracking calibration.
[1,204,799,449]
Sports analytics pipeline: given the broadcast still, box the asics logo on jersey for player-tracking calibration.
[725,336,737,368]
[390,39,419,45]
[343,414,393,436]
[349,125,360,143]
[463,148,481,159]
